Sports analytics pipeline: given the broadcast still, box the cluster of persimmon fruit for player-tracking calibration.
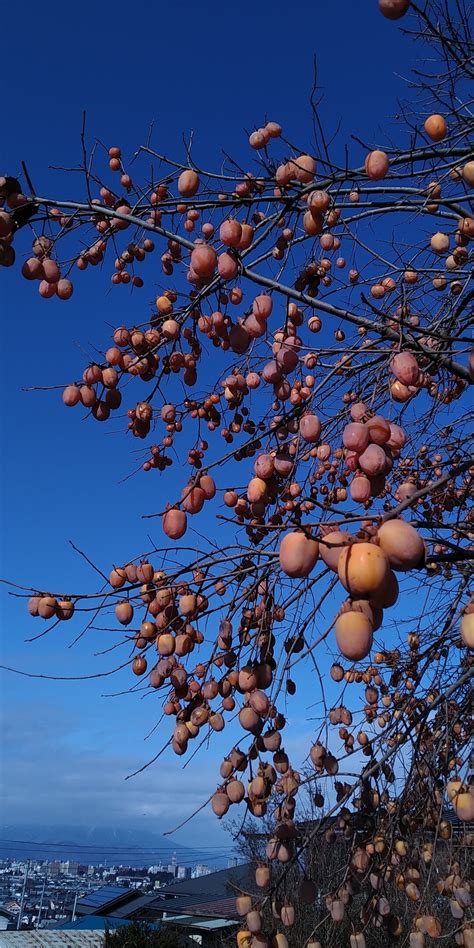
[10,0,474,945]
[16,162,473,948]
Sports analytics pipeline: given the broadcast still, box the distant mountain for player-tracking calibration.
[0,824,230,868]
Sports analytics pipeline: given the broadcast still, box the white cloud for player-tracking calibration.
[0,699,230,849]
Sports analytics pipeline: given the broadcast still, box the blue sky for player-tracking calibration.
[0,0,416,850]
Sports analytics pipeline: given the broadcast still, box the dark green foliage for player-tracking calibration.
[104,920,181,947]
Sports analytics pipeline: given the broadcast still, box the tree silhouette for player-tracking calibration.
[104,921,181,946]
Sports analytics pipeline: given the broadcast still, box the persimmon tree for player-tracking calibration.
[2,0,473,945]
[230,802,473,948]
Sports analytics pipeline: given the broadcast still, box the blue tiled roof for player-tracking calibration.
[76,885,134,909]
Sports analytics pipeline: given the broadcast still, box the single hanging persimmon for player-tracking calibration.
[462,160,474,186]
[199,474,216,499]
[249,128,269,150]
[289,154,316,183]
[430,231,450,253]
[338,543,389,597]
[62,385,81,407]
[446,781,474,822]
[391,352,420,386]
[320,530,353,571]
[56,600,74,621]
[279,530,319,578]
[335,611,373,661]
[359,444,387,476]
[38,596,57,619]
[220,219,242,248]
[460,608,474,648]
[162,508,187,539]
[424,114,447,142]
[181,485,206,514]
[211,791,230,817]
[56,279,73,300]
[190,244,217,277]
[377,519,425,571]
[115,601,133,625]
[343,422,369,453]
[218,252,239,280]
[28,597,40,617]
[265,121,282,138]
[236,932,252,948]
[178,169,199,197]
[252,293,273,318]
[350,473,372,502]
[299,413,321,443]
[367,415,391,445]
[390,379,413,402]
[379,0,410,17]
[365,150,389,180]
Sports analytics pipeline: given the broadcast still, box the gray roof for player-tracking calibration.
[141,864,254,921]
[108,893,159,919]
[159,895,239,918]
[152,863,252,901]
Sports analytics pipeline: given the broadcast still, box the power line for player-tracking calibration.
[0,838,233,853]
[2,857,235,867]
[0,839,237,866]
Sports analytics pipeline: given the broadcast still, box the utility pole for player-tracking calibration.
[71,890,78,922]
[17,860,29,930]
[36,875,46,929]
[36,876,48,928]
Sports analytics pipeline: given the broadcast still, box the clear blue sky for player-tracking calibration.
[0,0,413,851]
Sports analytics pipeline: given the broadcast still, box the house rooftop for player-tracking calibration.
[75,884,131,910]
[0,934,105,946]
[73,884,143,917]
[153,862,252,902]
[141,863,254,922]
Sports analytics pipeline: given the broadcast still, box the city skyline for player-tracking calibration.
[0,851,245,933]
